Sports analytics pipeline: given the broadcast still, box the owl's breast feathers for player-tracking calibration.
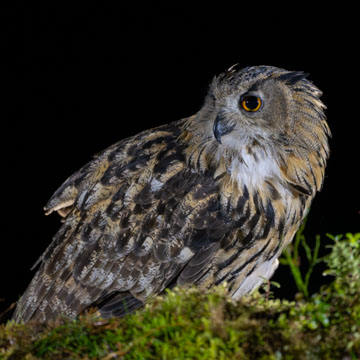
[14,106,329,322]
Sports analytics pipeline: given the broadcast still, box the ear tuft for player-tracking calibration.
[277,71,309,85]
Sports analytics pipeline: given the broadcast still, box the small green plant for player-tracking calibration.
[280,218,325,298]
[323,232,360,285]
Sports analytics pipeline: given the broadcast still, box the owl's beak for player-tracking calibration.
[213,111,235,144]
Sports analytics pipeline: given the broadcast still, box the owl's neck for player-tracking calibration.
[181,115,302,203]
[182,119,279,185]
[222,146,281,190]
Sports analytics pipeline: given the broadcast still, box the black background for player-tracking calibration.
[1,3,358,316]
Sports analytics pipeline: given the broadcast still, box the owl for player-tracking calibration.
[13,65,330,323]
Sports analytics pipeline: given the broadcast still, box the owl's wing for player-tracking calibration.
[14,118,232,322]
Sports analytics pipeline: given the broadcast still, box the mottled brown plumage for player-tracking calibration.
[13,65,330,323]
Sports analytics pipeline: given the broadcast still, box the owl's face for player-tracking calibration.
[199,65,324,154]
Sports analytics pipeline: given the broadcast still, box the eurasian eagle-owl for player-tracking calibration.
[13,65,330,323]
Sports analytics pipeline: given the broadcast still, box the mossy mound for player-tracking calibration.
[1,233,359,360]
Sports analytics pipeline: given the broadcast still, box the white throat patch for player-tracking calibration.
[229,147,281,189]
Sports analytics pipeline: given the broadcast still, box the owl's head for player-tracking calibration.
[198,65,330,156]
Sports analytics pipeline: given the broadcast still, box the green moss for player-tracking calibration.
[1,233,359,359]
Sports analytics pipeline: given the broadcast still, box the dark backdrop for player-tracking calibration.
[1,3,358,315]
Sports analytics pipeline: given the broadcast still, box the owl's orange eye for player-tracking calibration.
[240,96,262,112]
